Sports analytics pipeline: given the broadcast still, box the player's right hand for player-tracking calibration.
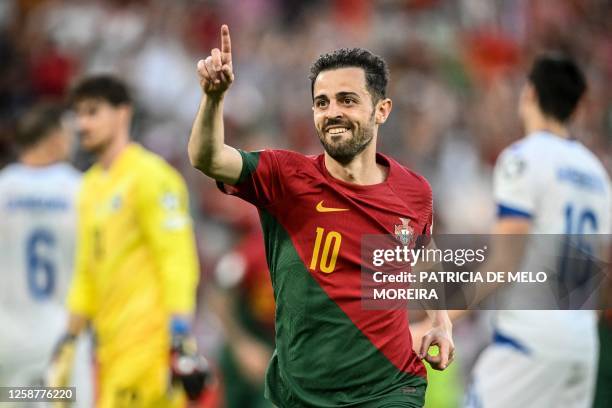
[418,322,455,371]
[197,24,234,98]
[46,333,77,388]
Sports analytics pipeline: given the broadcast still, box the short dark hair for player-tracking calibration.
[309,48,389,103]
[528,54,586,123]
[69,75,132,107]
[16,103,64,149]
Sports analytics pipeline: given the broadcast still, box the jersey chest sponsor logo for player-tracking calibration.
[315,200,349,213]
[6,196,69,212]
[394,217,414,245]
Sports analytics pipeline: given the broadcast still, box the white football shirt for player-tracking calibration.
[493,131,610,357]
[0,162,81,364]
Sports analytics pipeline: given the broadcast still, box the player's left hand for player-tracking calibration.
[417,322,455,371]
[46,333,77,388]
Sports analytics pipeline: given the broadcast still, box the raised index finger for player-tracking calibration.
[220,24,232,64]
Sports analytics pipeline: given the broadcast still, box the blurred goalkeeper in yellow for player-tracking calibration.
[47,75,208,407]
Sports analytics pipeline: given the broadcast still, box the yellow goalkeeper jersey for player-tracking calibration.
[67,143,198,374]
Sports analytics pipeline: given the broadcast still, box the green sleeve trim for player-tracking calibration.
[237,149,262,184]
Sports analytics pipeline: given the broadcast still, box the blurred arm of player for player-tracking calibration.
[208,253,272,386]
[411,225,528,368]
[46,315,87,389]
[410,238,455,371]
[446,219,531,322]
[45,314,87,408]
[136,169,199,323]
[188,24,243,184]
[47,198,94,390]
[208,290,272,386]
[446,148,533,322]
[135,169,209,400]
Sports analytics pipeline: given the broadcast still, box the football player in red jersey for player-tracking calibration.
[188,25,454,408]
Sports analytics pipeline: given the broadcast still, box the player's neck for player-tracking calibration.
[97,133,130,170]
[19,145,62,167]
[526,114,569,139]
[324,144,387,185]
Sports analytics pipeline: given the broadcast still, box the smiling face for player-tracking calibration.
[312,67,383,164]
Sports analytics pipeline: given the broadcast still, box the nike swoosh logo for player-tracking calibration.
[316,200,349,213]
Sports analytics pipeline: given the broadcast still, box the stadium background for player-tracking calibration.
[0,0,610,407]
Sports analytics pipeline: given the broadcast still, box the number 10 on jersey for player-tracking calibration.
[309,227,342,273]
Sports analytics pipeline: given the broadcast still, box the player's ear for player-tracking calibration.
[519,83,539,120]
[375,98,392,125]
[521,83,539,109]
[118,104,133,123]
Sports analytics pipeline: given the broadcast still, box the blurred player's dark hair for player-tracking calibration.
[16,103,64,150]
[309,48,389,103]
[69,75,132,107]
[528,54,586,123]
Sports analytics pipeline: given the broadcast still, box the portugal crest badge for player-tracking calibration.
[394,217,414,245]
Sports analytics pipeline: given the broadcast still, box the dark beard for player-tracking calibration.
[80,131,113,156]
[317,116,375,165]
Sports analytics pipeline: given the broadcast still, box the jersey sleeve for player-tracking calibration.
[493,146,537,219]
[67,194,96,318]
[135,164,199,315]
[217,149,284,208]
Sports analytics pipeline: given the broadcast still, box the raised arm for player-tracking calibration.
[188,24,243,185]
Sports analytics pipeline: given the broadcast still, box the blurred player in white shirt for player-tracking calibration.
[0,104,91,407]
[466,55,611,408]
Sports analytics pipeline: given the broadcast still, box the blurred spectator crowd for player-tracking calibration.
[0,0,611,390]
[2,0,611,235]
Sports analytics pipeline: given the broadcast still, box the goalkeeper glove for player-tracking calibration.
[170,319,212,401]
[46,333,77,388]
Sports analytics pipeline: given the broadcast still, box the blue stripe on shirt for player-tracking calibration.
[497,204,532,219]
[493,330,530,354]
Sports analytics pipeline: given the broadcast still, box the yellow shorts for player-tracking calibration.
[96,352,185,408]
[97,386,184,408]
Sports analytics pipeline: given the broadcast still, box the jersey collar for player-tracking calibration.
[94,143,141,176]
[317,152,395,196]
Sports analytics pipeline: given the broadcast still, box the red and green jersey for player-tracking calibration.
[219,149,433,407]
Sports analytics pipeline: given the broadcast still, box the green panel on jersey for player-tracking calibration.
[594,319,612,408]
[238,150,261,184]
[258,209,426,408]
